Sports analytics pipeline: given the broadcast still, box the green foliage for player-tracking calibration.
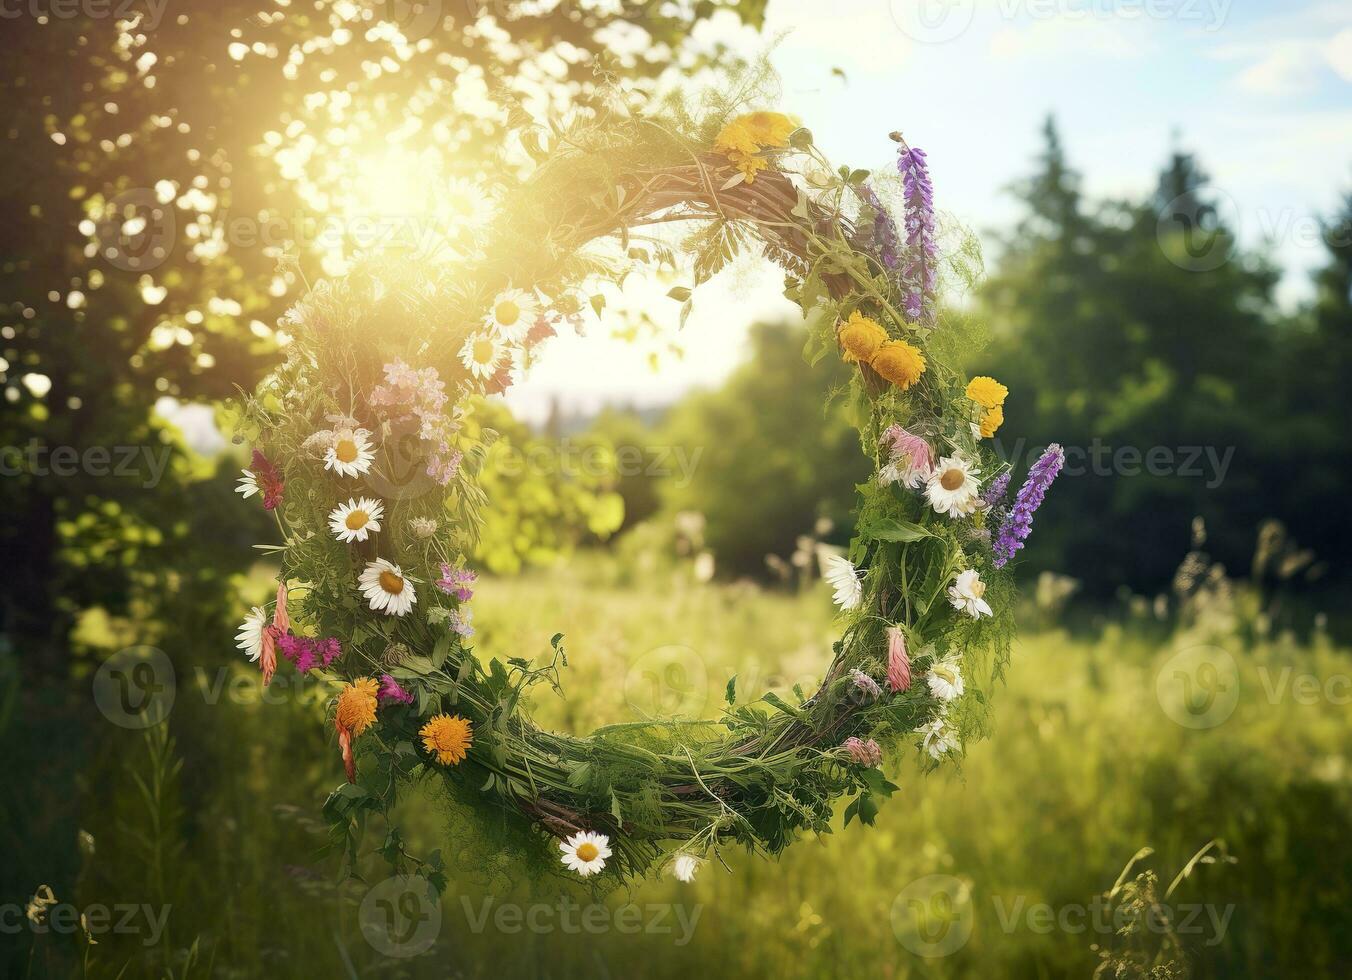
[661,319,871,575]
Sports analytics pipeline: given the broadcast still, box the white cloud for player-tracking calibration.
[1234,41,1323,95]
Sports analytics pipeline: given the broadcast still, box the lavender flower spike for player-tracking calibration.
[982,471,1011,508]
[992,444,1064,569]
[895,138,938,325]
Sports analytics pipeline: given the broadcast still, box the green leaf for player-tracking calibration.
[610,789,623,824]
[430,631,453,668]
[725,674,737,705]
[864,518,932,543]
[667,286,692,302]
[761,692,801,717]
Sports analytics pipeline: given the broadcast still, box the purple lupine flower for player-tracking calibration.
[896,143,938,326]
[982,471,1011,508]
[377,673,415,705]
[436,564,476,601]
[858,184,899,270]
[992,444,1064,568]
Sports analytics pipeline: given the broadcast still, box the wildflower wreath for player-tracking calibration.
[231,90,1063,888]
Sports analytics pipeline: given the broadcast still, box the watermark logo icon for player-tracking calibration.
[359,874,442,958]
[1156,188,1240,272]
[891,873,974,957]
[93,646,176,729]
[95,187,175,272]
[369,0,443,41]
[623,644,708,719]
[1156,644,1240,729]
[890,0,977,44]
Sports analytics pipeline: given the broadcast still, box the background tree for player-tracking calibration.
[0,0,768,678]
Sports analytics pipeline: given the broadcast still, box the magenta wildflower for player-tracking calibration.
[377,673,415,706]
[250,450,285,511]
[842,736,883,767]
[886,626,912,693]
[992,444,1064,569]
[437,564,476,602]
[276,634,342,673]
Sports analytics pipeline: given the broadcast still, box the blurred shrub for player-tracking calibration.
[659,320,870,578]
[466,399,625,575]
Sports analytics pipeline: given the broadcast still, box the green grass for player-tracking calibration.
[7,557,1352,978]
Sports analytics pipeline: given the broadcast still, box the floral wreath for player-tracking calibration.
[231,96,1063,888]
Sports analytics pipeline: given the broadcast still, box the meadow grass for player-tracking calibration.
[9,557,1351,978]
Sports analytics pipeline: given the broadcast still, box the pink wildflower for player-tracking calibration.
[842,736,883,767]
[377,673,415,706]
[886,626,912,693]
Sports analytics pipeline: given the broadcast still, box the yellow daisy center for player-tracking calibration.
[345,510,369,530]
[576,842,599,862]
[940,468,965,491]
[378,570,405,595]
[472,339,496,365]
[335,439,358,463]
[495,300,521,325]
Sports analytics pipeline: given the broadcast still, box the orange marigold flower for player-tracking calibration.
[420,713,473,765]
[871,339,926,390]
[978,405,1004,438]
[838,311,888,364]
[714,111,796,183]
[966,375,1008,409]
[335,677,379,738]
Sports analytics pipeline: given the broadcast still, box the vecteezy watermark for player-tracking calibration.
[991,438,1235,489]
[358,875,704,958]
[988,894,1233,946]
[2,901,172,947]
[0,441,172,489]
[1158,189,1352,273]
[0,0,169,29]
[456,896,702,944]
[93,646,176,729]
[891,874,1233,957]
[1255,666,1352,706]
[891,0,1231,43]
[486,442,703,489]
[1156,644,1240,730]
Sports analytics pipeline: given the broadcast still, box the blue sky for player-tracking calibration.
[508,0,1352,421]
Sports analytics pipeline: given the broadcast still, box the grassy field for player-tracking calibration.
[7,555,1352,978]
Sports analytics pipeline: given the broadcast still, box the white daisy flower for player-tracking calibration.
[925,453,982,518]
[927,658,965,701]
[235,469,259,499]
[822,553,863,610]
[948,569,993,619]
[485,287,538,341]
[235,606,268,662]
[358,558,417,617]
[670,853,701,883]
[328,497,385,543]
[324,428,376,478]
[459,332,506,380]
[559,830,611,878]
[920,716,958,760]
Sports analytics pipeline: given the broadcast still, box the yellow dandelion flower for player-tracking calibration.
[871,339,927,391]
[420,713,473,765]
[714,111,796,183]
[978,405,1004,438]
[335,678,379,737]
[966,376,1008,409]
[838,311,889,364]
